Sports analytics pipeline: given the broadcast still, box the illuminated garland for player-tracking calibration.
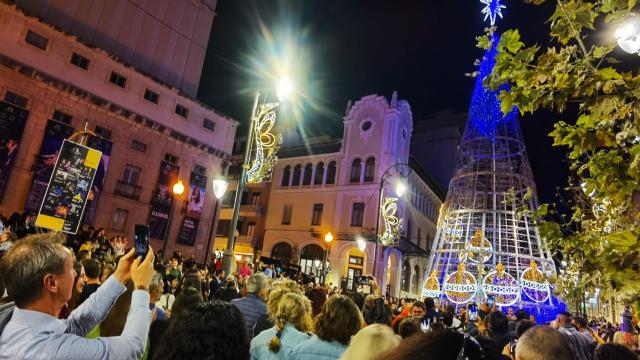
[482,263,519,306]
[422,270,442,298]
[520,260,551,303]
[444,262,477,304]
[380,197,402,246]
[246,103,283,184]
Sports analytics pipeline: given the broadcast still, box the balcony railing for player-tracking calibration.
[115,180,142,201]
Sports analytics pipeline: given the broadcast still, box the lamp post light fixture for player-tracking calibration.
[212,178,229,199]
[161,179,186,260]
[222,81,292,277]
[321,232,333,286]
[356,235,367,252]
[372,163,411,283]
[615,14,640,55]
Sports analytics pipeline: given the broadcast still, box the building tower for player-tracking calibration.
[423,2,557,314]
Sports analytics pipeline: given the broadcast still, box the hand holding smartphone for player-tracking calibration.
[468,303,478,321]
[134,224,150,258]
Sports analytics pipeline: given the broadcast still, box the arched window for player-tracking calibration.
[271,242,293,264]
[314,162,324,185]
[326,161,336,185]
[299,244,325,279]
[303,163,313,185]
[402,259,411,292]
[350,158,362,183]
[364,157,375,182]
[413,265,421,293]
[292,164,302,186]
[281,165,291,187]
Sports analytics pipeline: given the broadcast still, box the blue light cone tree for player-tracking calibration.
[422,34,559,316]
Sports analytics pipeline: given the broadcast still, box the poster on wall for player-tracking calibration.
[25,120,75,213]
[177,172,208,246]
[148,160,180,240]
[0,101,29,201]
[82,135,112,224]
[35,140,101,234]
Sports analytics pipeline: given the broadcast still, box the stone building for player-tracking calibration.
[0,1,237,262]
[260,93,444,298]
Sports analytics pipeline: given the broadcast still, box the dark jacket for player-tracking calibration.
[252,313,274,338]
[492,330,516,352]
[363,297,391,325]
[231,293,267,339]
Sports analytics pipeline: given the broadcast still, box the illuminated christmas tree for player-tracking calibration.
[422,1,557,313]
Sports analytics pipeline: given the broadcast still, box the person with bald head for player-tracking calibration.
[515,325,573,360]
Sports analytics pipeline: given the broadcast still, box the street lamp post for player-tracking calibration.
[321,232,333,286]
[161,180,185,260]
[222,80,292,277]
[372,163,410,282]
[203,177,230,264]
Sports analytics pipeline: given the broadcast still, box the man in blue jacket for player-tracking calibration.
[231,272,268,339]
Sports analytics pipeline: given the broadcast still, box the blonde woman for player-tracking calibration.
[250,292,313,360]
[339,324,400,360]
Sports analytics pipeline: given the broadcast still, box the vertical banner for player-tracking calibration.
[0,101,29,201]
[177,172,207,246]
[149,160,180,240]
[83,135,112,224]
[35,140,101,234]
[25,120,75,213]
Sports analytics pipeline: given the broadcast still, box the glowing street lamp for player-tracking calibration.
[394,179,407,197]
[615,14,640,55]
[212,178,229,199]
[162,179,186,259]
[276,78,294,102]
[172,180,185,195]
[321,232,333,286]
[356,235,367,252]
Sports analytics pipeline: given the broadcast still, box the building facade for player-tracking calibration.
[11,0,217,97]
[0,2,237,262]
[259,93,443,298]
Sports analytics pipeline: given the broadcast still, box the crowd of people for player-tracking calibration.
[0,218,639,359]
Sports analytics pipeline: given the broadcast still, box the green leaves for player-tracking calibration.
[474,0,640,303]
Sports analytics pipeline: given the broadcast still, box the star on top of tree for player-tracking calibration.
[480,0,506,26]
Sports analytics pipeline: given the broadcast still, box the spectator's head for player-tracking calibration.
[346,291,365,311]
[572,316,588,331]
[385,329,484,360]
[81,258,101,281]
[515,320,536,338]
[594,343,638,360]
[171,287,204,318]
[153,300,249,360]
[266,283,302,319]
[246,272,269,298]
[268,293,312,353]
[424,297,435,311]
[488,310,509,334]
[411,301,426,318]
[215,269,224,278]
[181,273,202,293]
[398,317,421,339]
[100,263,114,283]
[556,310,572,326]
[516,309,530,321]
[515,325,573,360]
[314,294,363,345]
[0,233,72,309]
[340,324,400,360]
[508,307,515,316]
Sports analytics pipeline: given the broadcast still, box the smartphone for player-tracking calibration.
[468,303,478,321]
[134,224,150,258]
[486,295,495,307]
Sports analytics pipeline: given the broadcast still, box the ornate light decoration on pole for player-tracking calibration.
[379,197,402,246]
[246,102,283,184]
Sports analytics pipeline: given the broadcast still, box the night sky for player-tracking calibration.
[197,0,570,205]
